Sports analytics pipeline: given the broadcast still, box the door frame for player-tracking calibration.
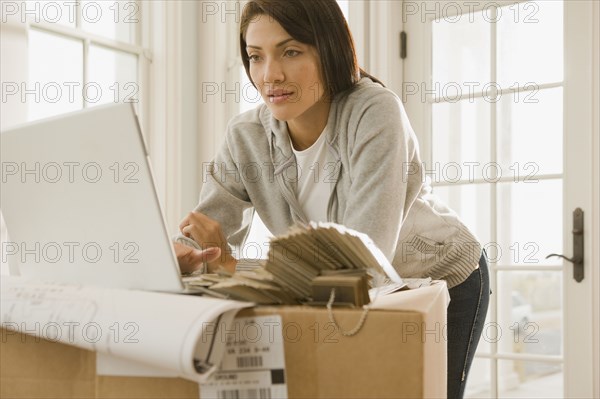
[563,1,596,396]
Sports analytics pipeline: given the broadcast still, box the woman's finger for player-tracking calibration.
[178,214,191,233]
[198,247,221,263]
[182,224,193,238]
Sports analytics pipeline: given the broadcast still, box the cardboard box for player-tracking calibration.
[1,282,448,399]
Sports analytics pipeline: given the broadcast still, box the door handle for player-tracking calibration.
[546,208,584,282]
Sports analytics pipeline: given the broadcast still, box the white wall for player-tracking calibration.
[0,16,28,276]
[0,21,28,130]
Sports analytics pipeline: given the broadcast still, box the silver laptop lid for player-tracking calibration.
[1,103,184,292]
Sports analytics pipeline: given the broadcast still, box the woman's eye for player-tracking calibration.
[248,54,261,63]
[284,49,300,57]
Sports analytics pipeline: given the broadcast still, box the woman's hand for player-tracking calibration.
[179,211,237,273]
[173,242,221,274]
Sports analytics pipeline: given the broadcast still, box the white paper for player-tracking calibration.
[0,276,252,382]
[96,352,179,377]
[200,315,288,399]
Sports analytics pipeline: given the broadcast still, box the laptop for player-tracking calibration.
[1,103,195,293]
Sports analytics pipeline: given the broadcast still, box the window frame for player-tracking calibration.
[26,0,151,141]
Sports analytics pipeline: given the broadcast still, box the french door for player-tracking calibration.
[402,0,594,397]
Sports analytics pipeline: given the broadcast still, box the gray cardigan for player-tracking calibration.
[188,78,481,288]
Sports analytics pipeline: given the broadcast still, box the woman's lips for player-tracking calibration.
[268,93,292,104]
[266,89,294,104]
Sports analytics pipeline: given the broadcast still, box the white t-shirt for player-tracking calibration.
[291,132,332,223]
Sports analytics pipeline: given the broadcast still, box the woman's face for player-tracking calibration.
[245,15,328,125]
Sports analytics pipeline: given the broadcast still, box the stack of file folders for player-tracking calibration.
[184,222,404,305]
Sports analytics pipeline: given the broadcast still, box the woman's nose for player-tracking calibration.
[263,60,284,84]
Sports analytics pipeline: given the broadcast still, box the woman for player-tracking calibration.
[175,1,489,397]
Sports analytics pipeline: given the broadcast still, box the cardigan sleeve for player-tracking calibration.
[194,130,254,251]
[340,90,424,262]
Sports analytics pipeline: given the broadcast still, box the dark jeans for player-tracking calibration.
[447,252,490,398]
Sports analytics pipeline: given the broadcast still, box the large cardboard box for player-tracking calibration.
[0,282,448,399]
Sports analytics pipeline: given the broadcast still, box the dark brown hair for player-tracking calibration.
[240,0,382,99]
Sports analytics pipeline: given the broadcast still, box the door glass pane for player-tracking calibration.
[497,0,563,86]
[433,183,491,246]
[496,180,562,266]
[81,0,138,44]
[497,360,563,398]
[432,11,490,88]
[87,45,138,107]
[465,358,492,398]
[432,98,490,181]
[28,29,83,121]
[498,271,563,357]
[498,87,563,176]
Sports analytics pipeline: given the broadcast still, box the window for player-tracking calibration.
[25,0,148,123]
[0,1,150,275]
